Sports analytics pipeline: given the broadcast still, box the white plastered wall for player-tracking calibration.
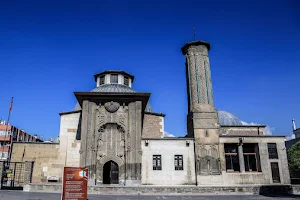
[142,139,196,185]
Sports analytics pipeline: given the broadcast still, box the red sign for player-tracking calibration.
[62,167,88,200]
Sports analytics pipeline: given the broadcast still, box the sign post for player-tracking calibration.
[62,167,88,200]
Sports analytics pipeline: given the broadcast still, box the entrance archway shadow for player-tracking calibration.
[103,160,119,184]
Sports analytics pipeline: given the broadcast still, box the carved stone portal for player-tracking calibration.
[197,145,220,175]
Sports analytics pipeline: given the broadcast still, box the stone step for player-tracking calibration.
[23,183,300,195]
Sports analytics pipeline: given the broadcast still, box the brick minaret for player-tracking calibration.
[181,41,221,175]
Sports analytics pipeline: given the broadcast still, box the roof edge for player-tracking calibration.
[144,112,166,117]
[181,40,211,54]
[220,125,266,128]
[142,138,194,140]
[59,110,81,116]
[220,135,286,138]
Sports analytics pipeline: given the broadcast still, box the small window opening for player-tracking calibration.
[153,155,161,170]
[124,76,129,86]
[174,155,183,170]
[100,76,105,85]
[110,74,118,84]
[268,143,278,159]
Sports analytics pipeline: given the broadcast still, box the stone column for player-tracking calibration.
[80,100,89,167]
[238,144,245,172]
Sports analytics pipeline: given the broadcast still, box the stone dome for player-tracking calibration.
[74,84,153,112]
[217,110,243,126]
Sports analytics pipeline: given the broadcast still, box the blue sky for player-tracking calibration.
[0,0,299,139]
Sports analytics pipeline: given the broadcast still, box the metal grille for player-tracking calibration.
[268,143,278,159]
[174,155,183,170]
[153,155,161,170]
[1,161,33,190]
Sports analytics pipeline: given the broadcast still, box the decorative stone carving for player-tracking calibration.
[97,153,105,160]
[91,144,96,151]
[117,125,125,133]
[127,145,131,152]
[119,114,126,126]
[200,147,207,157]
[98,124,106,133]
[104,101,120,113]
[210,147,220,174]
[98,139,103,147]
[120,132,125,140]
[97,114,105,125]
[117,154,123,158]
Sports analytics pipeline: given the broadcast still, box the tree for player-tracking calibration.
[288,141,300,177]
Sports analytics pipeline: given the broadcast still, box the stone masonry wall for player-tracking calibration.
[11,143,61,183]
[59,112,81,167]
[220,127,265,136]
[142,113,164,138]
[217,136,290,185]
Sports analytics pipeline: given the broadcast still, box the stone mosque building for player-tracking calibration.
[11,40,290,186]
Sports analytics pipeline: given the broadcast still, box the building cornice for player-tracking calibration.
[220,135,286,138]
[59,110,81,116]
[220,125,266,128]
[144,112,166,117]
[74,92,151,113]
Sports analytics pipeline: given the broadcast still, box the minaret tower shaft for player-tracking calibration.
[181,40,221,176]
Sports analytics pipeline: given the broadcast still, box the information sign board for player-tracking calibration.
[61,167,88,200]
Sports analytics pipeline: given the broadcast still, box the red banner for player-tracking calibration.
[62,167,88,200]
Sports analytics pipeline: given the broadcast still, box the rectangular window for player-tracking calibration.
[110,74,118,84]
[100,76,105,85]
[1,152,8,158]
[244,154,257,172]
[224,143,240,172]
[243,143,261,172]
[153,155,161,170]
[271,162,281,183]
[124,76,129,86]
[174,155,183,170]
[268,143,278,159]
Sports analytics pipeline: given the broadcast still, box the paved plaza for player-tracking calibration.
[0,191,299,200]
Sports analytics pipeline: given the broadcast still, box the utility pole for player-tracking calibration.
[0,97,13,167]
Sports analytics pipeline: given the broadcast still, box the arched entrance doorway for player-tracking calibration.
[103,161,119,184]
